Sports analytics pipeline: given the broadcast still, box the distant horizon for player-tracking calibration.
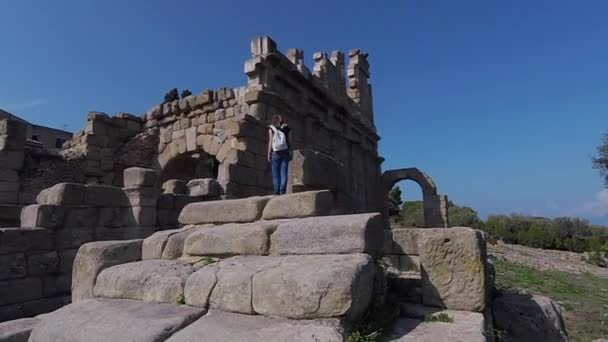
[1,0,607,224]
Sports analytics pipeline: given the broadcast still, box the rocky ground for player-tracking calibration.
[488,241,608,279]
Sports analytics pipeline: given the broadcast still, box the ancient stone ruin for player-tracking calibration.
[0,37,568,341]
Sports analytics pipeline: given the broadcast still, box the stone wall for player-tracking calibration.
[0,168,207,322]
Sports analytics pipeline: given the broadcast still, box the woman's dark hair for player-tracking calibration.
[271,114,283,127]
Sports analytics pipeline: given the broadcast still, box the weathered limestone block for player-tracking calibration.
[262,190,333,220]
[63,207,99,228]
[123,167,157,188]
[385,310,487,342]
[166,310,345,342]
[492,292,568,342]
[123,206,157,226]
[142,226,195,260]
[162,229,197,259]
[93,260,193,303]
[288,149,340,193]
[84,185,129,207]
[123,187,161,207]
[163,179,188,195]
[71,239,143,302]
[387,229,422,255]
[186,178,221,198]
[270,213,383,256]
[0,278,43,306]
[419,227,487,312]
[0,253,26,280]
[209,256,276,314]
[0,317,40,342]
[20,205,64,228]
[28,298,205,342]
[184,264,218,308]
[0,228,53,255]
[252,254,375,320]
[178,196,271,225]
[35,183,86,205]
[184,221,278,256]
[27,251,59,276]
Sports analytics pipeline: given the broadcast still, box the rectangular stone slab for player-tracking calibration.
[0,317,39,342]
[270,213,383,256]
[28,298,205,342]
[261,190,333,220]
[183,221,278,256]
[419,227,487,312]
[166,310,344,342]
[178,196,271,225]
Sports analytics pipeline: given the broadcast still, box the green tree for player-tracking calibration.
[592,130,608,186]
[448,204,483,229]
[388,186,403,209]
[589,235,603,252]
[164,88,179,103]
[563,238,574,251]
[400,201,424,227]
[181,89,192,99]
[527,223,545,248]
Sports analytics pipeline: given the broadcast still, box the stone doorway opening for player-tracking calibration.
[160,151,220,184]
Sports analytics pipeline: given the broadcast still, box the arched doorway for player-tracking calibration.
[160,151,220,184]
[382,167,449,228]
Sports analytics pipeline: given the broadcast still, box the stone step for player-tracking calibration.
[144,213,384,259]
[27,298,205,342]
[384,308,488,342]
[92,254,375,321]
[0,317,39,342]
[166,309,344,342]
[178,190,338,225]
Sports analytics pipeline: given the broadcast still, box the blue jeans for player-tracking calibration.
[271,151,290,195]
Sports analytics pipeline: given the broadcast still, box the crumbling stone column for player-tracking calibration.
[423,194,449,228]
[0,119,26,204]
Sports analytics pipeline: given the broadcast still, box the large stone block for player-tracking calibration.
[262,190,333,220]
[93,260,193,303]
[27,251,59,276]
[419,227,487,312]
[63,207,99,228]
[184,264,218,308]
[0,228,53,255]
[492,292,568,342]
[178,196,271,225]
[0,253,26,280]
[166,310,345,342]
[142,226,195,260]
[83,185,129,207]
[186,178,221,198]
[389,229,422,255]
[270,213,384,256]
[0,181,19,192]
[0,169,18,182]
[54,228,95,249]
[28,298,205,342]
[35,183,86,206]
[71,240,143,302]
[0,151,24,170]
[20,205,64,228]
[122,167,157,188]
[162,179,188,195]
[183,221,278,256]
[252,254,375,320]
[385,310,487,342]
[162,229,197,259]
[0,278,43,306]
[287,149,340,193]
[0,317,40,342]
[123,187,161,207]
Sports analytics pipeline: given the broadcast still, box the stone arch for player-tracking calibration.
[382,167,449,228]
[156,130,237,194]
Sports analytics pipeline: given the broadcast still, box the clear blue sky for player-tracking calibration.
[1,1,607,223]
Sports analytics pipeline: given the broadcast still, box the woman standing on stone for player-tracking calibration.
[267,114,291,195]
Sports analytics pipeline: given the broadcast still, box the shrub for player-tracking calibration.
[164,88,179,103]
[423,312,453,323]
[181,89,192,99]
[175,294,185,305]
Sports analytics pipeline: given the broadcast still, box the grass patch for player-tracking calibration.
[494,259,608,342]
[175,294,185,305]
[423,312,453,323]
[346,330,382,342]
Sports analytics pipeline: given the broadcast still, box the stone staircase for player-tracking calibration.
[3,190,385,341]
